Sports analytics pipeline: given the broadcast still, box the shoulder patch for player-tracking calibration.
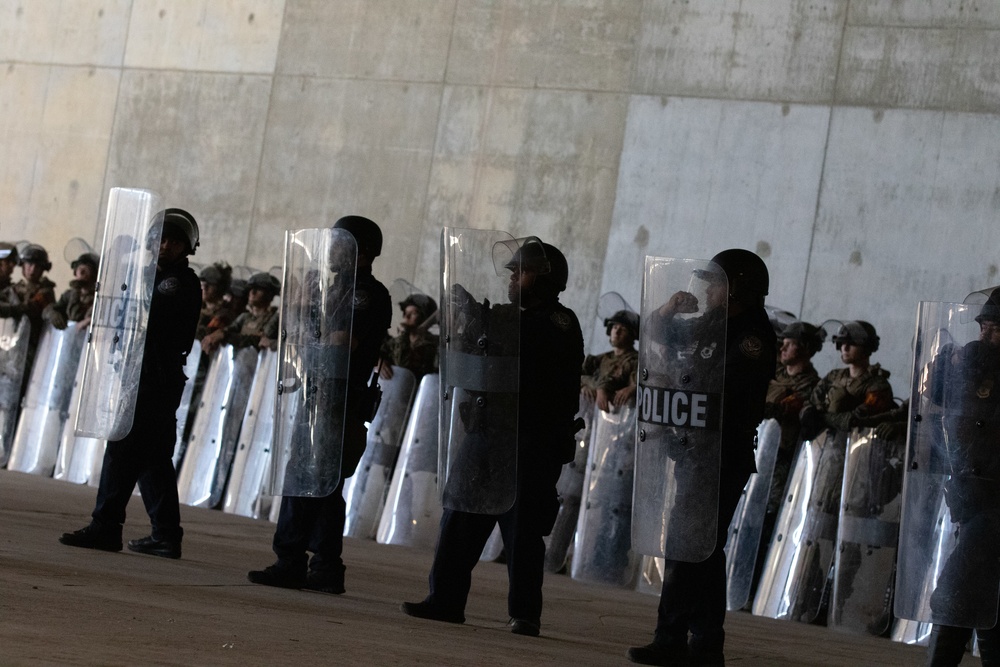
[353,289,370,310]
[739,335,763,359]
[158,277,180,296]
[551,310,572,331]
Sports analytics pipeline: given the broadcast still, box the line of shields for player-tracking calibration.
[6,205,994,652]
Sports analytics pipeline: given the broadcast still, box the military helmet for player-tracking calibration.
[604,309,639,339]
[780,321,825,356]
[71,252,100,273]
[400,293,437,321]
[20,243,52,271]
[228,278,249,300]
[710,248,769,302]
[832,320,879,353]
[0,242,18,263]
[334,215,382,258]
[975,287,1000,325]
[247,272,281,296]
[199,262,233,292]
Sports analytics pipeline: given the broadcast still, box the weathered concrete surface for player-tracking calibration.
[0,469,931,665]
[3,0,1000,388]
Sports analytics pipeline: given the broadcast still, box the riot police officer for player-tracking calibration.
[628,249,776,666]
[401,239,584,637]
[60,209,202,558]
[923,288,1000,665]
[248,215,391,594]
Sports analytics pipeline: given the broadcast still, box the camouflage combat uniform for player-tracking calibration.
[221,306,279,350]
[381,330,439,379]
[580,348,638,398]
[809,364,894,431]
[43,280,96,329]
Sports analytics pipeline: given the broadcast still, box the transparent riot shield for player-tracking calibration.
[172,339,202,468]
[54,350,104,484]
[377,373,442,549]
[0,315,31,466]
[725,418,782,610]
[752,428,848,622]
[269,228,356,498]
[572,402,639,587]
[831,426,905,635]
[8,324,87,475]
[223,349,278,518]
[895,301,1000,629]
[343,366,417,539]
[438,228,520,515]
[176,345,259,507]
[544,394,594,573]
[75,188,161,440]
[632,257,726,562]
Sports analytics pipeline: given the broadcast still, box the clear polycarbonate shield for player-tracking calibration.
[377,373,442,548]
[571,402,639,587]
[172,339,202,468]
[895,301,1000,629]
[176,345,259,507]
[544,394,595,573]
[0,315,31,466]
[752,429,848,622]
[831,427,906,635]
[269,228,356,498]
[438,228,520,515]
[54,349,103,483]
[632,257,727,562]
[480,525,504,562]
[7,325,87,475]
[223,349,278,518]
[75,188,161,440]
[343,366,417,539]
[725,418,782,610]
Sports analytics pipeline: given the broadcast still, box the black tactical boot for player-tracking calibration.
[59,523,123,552]
[247,563,307,589]
[303,570,345,594]
[400,600,465,624]
[127,536,181,559]
[626,641,690,666]
[509,618,541,637]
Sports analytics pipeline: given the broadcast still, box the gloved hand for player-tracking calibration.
[798,406,823,441]
[875,421,906,440]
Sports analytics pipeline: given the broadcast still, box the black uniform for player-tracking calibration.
[269,265,391,587]
[423,296,584,626]
[91,257,201,542]
[649,305,776,659]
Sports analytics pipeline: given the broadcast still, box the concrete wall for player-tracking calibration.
[3,0,999,393]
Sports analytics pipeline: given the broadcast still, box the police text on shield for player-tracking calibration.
[637,384,721,431]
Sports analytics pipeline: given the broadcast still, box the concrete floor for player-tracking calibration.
[1,469,940,666]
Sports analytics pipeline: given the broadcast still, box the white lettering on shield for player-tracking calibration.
[638,385,720,430]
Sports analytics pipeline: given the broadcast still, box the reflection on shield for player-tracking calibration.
[0,316,32,466]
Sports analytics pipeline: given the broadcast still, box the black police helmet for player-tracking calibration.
[832,320,879,353]
[247,272,281,296]
[780,321,825,356]
[710,248,769,303]
[604,310,639,339]
[975,288,1000,325]
[400,293,437,320]
[20,243,52,271]
[71,252,100,273]
[159,208,200,255]
[334,216,382,258]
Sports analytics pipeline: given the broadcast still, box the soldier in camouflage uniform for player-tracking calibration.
[581,309,639,412]
[43,252,99,330]
[800,320,895,439]
[195,262,235,340]
[11,244,57,393]
[380,293,439,380]
[201,272,280,353]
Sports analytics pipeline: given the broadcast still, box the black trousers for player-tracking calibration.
[426,464,560,623]
[653,470,748,654]
[92,386,183,542]
[270,412,367,576]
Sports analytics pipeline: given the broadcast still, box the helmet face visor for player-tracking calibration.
[494,236,549,277]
